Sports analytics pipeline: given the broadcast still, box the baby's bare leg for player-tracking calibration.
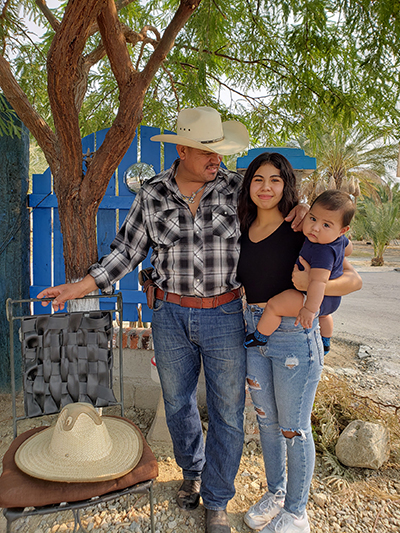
[319,314,334,354]
[319,314,333,337]
[257,289,305,336]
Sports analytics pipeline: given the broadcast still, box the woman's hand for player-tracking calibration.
[292,257,363,296]
[292,257,311,291]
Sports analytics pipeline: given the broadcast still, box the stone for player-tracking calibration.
[312,492,328,507]
[358,345,373,359]
[335,420,390,469]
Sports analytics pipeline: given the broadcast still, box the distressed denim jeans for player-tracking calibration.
[245,304,323,516]
[151,298,246,510]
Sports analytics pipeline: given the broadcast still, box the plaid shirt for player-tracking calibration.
[89,160,243,297]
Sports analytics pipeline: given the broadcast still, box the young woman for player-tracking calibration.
[237,152,361,533]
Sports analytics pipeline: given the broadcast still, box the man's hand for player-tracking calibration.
[292,256,310,291]
[37,275,98,311]
[285,203,309,232]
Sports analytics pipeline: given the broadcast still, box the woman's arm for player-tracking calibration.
[345,240,353,256]
[292,257,362,296]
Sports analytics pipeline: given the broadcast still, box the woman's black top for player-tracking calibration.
[237,221,305,304]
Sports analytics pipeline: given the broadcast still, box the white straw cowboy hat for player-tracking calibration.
[15,403,143,482]
[150,106,249,155]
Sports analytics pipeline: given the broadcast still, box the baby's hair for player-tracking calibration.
[311,190,356,227]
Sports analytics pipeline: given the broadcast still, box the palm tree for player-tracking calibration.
[355,184,400,265]
[291,120,398,205]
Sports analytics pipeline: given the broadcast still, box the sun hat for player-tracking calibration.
[15,402,143,482]
[150,106,249,155]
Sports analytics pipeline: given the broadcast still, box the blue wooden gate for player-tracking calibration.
[29,125,177,322]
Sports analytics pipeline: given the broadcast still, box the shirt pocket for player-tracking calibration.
[149,208,181,248]
[211,204,240,240]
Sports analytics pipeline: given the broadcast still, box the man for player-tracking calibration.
[39,107,249,533]
[38,107,360,533]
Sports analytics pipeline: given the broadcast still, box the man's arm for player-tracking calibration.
[292,257,362,296]
[38,188,152,311]
[37,274,98,311]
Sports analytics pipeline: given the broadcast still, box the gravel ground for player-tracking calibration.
[4,444,400,533]
[1,349,400,533]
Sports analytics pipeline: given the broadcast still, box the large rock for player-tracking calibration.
[335,420,390,470]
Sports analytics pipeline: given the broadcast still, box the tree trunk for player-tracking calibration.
[57,186,99,282]
[371,256,384,266]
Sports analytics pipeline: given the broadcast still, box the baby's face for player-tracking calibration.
[303,204,347,245]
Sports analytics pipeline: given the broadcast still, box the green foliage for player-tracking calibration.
[0,94,20,137]
[29,137,48,177]
[291,114,398,203]
[356,191,400,264]
[1,0,400,145]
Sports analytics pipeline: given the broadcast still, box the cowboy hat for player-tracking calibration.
[15,403,143,482]
[150,106,249,155]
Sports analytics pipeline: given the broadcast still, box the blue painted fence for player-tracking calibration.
[29,125,177,323]
[29,133,316,323]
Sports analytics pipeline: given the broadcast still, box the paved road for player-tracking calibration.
[334,268,400,376]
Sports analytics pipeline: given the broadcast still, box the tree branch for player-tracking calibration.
[84,0,201,202]
[0,54,57,168]
[141,0,201,86]
[185,46,344,104]
[47,0,108,193]
[35,0,60,33]
[161,63,180,108]
[97,0,135,89]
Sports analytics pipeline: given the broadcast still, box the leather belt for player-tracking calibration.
[155,287,242,309]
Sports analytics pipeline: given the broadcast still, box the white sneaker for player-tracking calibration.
[244,491,285,530]
[262,509,310,533]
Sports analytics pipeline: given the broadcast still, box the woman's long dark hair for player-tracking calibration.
[237,152,299,233]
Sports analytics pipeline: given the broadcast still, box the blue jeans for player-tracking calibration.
[151,298,246,510]
[245,304,323,516]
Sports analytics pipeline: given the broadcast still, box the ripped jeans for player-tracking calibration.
[245,304,323,516]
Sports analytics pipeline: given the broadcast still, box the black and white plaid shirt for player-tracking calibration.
[89,160,243,297]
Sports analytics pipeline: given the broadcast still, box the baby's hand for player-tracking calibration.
[294,307,315,329]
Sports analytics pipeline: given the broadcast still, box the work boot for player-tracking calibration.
[176,479,201,510]
[205,509,231,533]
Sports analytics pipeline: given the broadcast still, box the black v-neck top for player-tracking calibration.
[237,221,305,304]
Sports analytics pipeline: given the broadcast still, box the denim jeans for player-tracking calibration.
[151,298,246,510]
[244,304,323,517]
